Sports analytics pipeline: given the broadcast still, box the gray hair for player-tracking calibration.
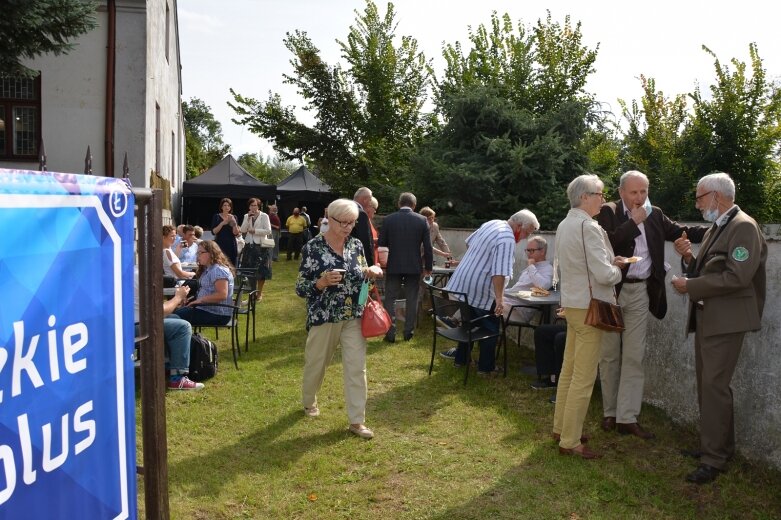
[698,172,736,201]
[528,235,547,253]
[567,174,604,208]
[327,198,359,223]
[370,196,379,210]
[508,209,539,232]
[353,187,372,201]
[619,170,649,188]
[398,192,416,208]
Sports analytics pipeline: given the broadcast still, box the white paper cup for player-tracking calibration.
[332,268,346,282]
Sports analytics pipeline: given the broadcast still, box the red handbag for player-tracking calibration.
[361,285,392,338]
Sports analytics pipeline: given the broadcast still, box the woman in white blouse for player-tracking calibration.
[163,225,196,283]
[239,198,273,298]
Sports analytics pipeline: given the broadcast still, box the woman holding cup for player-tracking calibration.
[295,198,383,439]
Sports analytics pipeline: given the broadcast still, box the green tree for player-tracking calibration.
[0,0,98,77]
[182,97,230,178]
[618,76,693,219]
[620,44,781,222]
[414,11,602,229]
[229,1,432,196]
[237,152,298,185]
[683,44,781,222]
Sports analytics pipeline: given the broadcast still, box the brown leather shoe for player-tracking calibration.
[601,416,616,432]
[616,422,655,439]
[552,432,590,444]
[559,445,602,459]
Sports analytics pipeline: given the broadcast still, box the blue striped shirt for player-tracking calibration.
[197,264,235,317]
[445,220,515,311]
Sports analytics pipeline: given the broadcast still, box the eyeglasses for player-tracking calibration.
[695,190,714,201]
[588,192,606,199]
[525,248,543,253]
[330,217,357,228]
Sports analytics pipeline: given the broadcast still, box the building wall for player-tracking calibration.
[440,225,781,470]
[1,0,185,207]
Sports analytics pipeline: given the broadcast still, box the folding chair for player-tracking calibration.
[427,284,503,385]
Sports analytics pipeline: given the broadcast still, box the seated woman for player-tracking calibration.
[163,224,196,285]
[173,240,235,326]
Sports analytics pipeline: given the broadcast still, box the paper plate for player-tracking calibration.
[626,256,643,263]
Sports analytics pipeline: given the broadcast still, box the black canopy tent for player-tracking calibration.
[276,165,336,225]
[181,155,276,228]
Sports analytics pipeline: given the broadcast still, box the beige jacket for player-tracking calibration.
[555,208,622,309]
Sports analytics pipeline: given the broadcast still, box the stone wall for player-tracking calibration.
[440,225,781,470]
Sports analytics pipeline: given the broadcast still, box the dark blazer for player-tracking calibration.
[350,202,375,266]
[598,201,707,319]
[685,207,767,336]
[378,207,433,274]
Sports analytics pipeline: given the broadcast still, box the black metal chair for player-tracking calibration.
[497,303,544,362]
[235,267,259,347]
[427,284,504,385]
[193,281,251,370]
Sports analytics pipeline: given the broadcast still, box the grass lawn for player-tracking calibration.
[136,259,781,519]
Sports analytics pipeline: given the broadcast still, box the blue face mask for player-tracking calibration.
[642,197,653,217]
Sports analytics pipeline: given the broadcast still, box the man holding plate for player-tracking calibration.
[596,170,707,439]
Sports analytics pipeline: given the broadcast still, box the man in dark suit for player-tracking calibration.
[378,192,433,342]
[351,187,376,266]
[597,170,707,439]
[672,172,767,484]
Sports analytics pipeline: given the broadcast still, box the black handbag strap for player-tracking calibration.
[581,220,618,303]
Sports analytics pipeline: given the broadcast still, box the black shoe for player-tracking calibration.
[383,333,395,343]
[685,464,722,484]
[403,332,414,341]
[531,378,557,390]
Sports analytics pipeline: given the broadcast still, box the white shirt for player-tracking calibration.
[625,209,652,280]
[503,260,554,322]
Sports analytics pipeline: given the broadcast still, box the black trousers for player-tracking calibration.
[534,324,566,377]
[287,232,304,259]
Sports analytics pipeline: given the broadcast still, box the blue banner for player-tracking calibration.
[0,169,136,519]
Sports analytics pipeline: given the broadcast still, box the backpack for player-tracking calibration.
[188,333,218,382]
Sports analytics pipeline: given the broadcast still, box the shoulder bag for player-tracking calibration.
[361,285,392,338]
[581,221,625,332]
[260,235,275,248]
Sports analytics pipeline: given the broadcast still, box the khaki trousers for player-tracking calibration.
[302,319,368,424]
[553,308,603,449]
[599,282,650,423]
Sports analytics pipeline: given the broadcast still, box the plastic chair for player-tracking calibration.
[427,284,504,385]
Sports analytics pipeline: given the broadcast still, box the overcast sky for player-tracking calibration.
[178,0,780,160]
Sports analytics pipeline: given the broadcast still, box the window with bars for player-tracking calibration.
[0,75,41,159]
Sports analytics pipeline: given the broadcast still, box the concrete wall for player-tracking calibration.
[440,225,781,470]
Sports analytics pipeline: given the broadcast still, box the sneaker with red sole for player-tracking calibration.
[167,376,204,390]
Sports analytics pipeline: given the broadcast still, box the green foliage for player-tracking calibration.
[414,12,600,229]
[685,44,781,222]
[182,97,230,179]
[237,152,298,184]
[230,1,432,196]
[0,0,98,77]
[620,44,781,222]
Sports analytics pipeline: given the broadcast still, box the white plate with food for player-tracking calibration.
[625,256,643,264]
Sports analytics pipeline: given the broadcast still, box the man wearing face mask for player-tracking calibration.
[671,172,766,484]
[597,170,707,439]
[444,209,539,376]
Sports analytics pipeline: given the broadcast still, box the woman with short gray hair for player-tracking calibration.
[552,174,625,459]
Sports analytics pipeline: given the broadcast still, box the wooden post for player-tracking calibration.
[136,188,170,519]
